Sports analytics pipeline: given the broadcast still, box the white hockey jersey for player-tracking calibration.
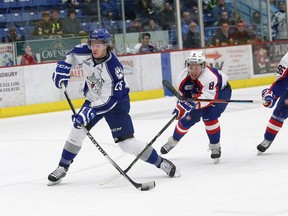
[270,51,288,98]
[64,43,130,115]
[176,65,229,109]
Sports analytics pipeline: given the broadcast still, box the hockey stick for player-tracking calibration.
[98,114,177,185]
[62,86,155,191]
[162,79,264,104]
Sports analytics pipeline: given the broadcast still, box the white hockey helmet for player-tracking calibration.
[186,50,206,69]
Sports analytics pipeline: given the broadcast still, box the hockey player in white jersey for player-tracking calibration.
[257,52,288,154]
[48,29,180,186]
[161,50,232,164]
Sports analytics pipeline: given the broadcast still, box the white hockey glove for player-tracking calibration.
[52,61,72,89]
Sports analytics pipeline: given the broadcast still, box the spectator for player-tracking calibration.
[138,32,156,53]
[159,1,176,30]
[50,9,64,36]
[212,0,232,21]
[133,34,143,54]
[33,11,54,38]
[143,19,161,31]
[20,43,38,65]
[230,11,243,26]
[269,0,278,6]
[81,0,98,21]
[210,21,233,47]
[231,21,252,45]
[2,24,24,43]
[183,0,198,12]
[251,11,262,41]
[271,1,288,40]
[183,22,201,49]
[203,1,216,27]
[100,0,119,21]
[62,0,80,9]
[61,8,86,36]
[82,0,98,15]
[183,0,200,24]
[137,0,157,26]
[137,0,153,16]
[1,54,14,66]
[208,0,217,10]
[181,11,193,36]
[127,18,143,33]
[152,0,165,12]
[214,11,231,26]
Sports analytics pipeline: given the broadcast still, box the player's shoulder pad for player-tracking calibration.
[106,52,124,80]
[207,66,218,73]
[68,43,91,55]
[107,51,122,66]
[201,66,219,82]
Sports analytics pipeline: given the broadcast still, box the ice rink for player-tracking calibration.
[1,85,288,216]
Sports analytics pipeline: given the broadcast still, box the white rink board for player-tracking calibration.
[170,45,253,84]
[0,45,254,108]
[0,66,25,107]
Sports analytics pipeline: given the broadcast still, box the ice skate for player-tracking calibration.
[257,139,273,155]
[160,136,179,154]
[209,143,221,164]
[159,158,181,177]
[47,166,68,186]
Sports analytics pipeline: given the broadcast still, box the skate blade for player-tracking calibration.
[47,179,62,186]
[257,151,263,156]
[174,168,181,178]
[160,147,169,155]
[213,158,220,164]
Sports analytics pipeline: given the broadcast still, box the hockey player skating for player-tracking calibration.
[161,50,232,164]
[48,29,180,186]
[257,52,288,154]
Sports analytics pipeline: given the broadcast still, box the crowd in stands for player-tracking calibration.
[0,0,288,54]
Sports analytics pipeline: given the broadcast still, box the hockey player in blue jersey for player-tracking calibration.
[48,29,180,185]
[257,52,288,154]
[160,50,232,164]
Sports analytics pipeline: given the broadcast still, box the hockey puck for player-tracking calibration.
[140,181,156,191]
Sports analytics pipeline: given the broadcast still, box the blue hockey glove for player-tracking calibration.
[262,88,276,108]
[73,106,97,128]
[173,100,196,120]
[52,61,72,89]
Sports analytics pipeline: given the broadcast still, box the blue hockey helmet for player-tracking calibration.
[88,29,111,47]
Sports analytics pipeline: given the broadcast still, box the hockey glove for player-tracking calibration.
[73,106,97,128]
[262,88,276,108]
[52,61,72,89]
[173,100,195,120]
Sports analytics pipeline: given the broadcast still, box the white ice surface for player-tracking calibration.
[1,85,288,216]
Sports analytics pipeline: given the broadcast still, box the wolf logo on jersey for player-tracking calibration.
[115,66,124,79]
[87,73,103,94]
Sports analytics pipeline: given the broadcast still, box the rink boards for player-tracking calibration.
[0,45,275,118]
